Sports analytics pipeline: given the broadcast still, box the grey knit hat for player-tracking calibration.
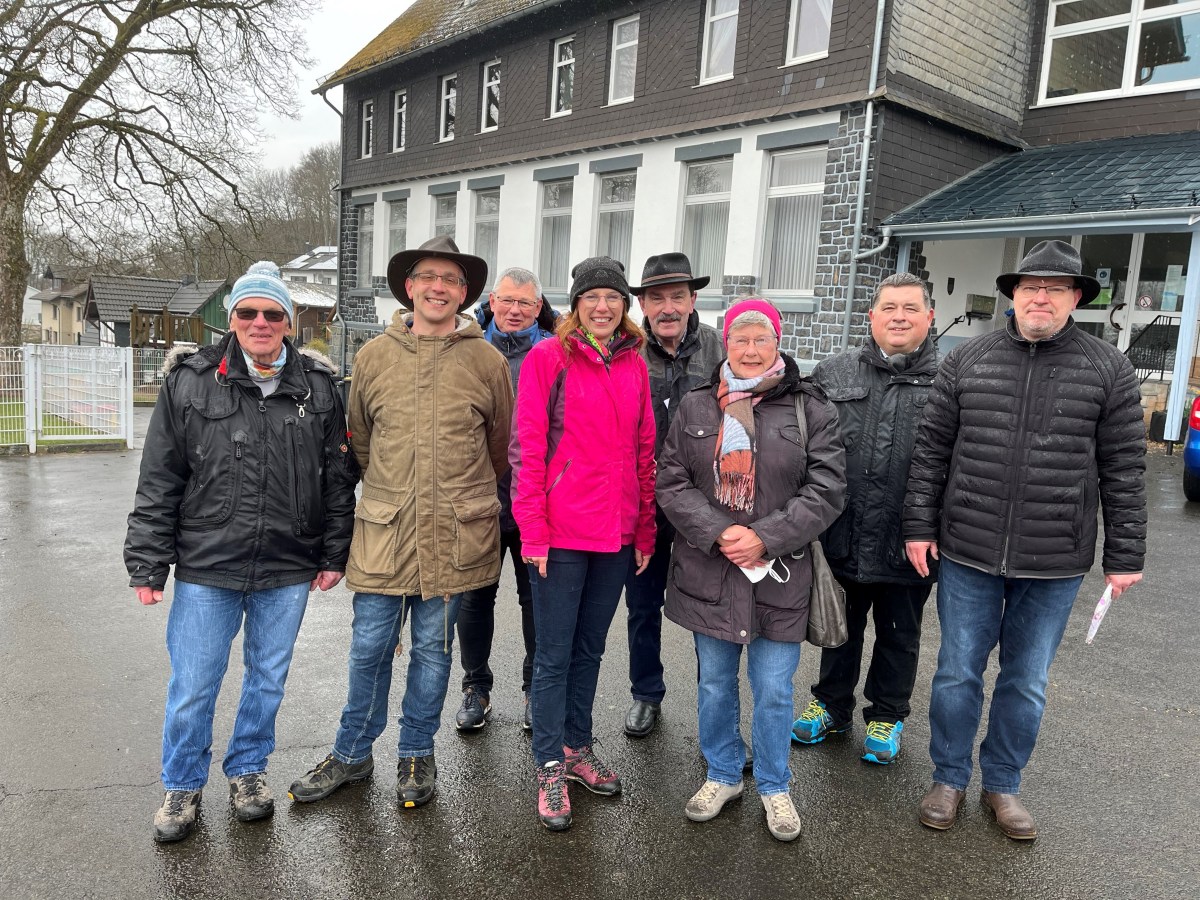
[568,256,630,311]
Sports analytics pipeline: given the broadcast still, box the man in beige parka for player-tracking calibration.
[289,236,513,809]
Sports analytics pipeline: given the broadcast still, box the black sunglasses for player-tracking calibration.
[234,307,287,323]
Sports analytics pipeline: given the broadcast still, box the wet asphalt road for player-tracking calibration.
[0,412,1197,900]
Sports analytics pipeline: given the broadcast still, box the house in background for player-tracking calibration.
[282,246,338,285]
[84,276,229,347]
[286,281,339,345]
[31,280,88,345]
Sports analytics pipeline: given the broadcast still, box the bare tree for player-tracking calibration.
[0,0,315,344]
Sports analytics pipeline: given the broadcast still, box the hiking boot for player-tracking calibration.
[397,754,437,808]
[563,743,621,796]
[536,762,572,831]
[791,698,850,744]
[685,780,743,822]
[288,753,374,803]
[455,687,491,731]
[862,720,903,765]
[521,693,532,732]
[153,789,201,843]
[761,792,802,842]
[228,773,274,822]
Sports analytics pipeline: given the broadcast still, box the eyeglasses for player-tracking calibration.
[410,271,468,287]
[234,307,287,323]
[493,296,540,311]
[578,291,625,306]
[727,336,776,350]
[1014,284,1075,299]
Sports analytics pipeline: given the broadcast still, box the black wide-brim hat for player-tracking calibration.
[996,239,1101,307]
[387,235,489,312]
[630,251,711,295]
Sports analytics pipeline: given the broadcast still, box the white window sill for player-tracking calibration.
[606,96,635,106]
[1033,78,1200,107]
[546,109,573,120]
[438,135,455,143]
[696,73,735,87]
[479,125,498,134]
[390,147,405,154]
[779,50,829,69]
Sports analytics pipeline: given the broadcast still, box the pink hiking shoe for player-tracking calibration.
[536,762,572,831]
[563,744,622,797]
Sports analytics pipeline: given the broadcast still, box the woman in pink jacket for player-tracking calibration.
[510,256,656,831]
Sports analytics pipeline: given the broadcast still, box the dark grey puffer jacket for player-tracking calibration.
[903,317,1146,578]
[812,336,938,585]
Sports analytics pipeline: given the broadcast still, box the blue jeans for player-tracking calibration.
[529,546,632,766]
[332,592,461,763]
[929,557,1084,794]
[162,580,309,791]
[624,521,673,703]
[694,632,801,796]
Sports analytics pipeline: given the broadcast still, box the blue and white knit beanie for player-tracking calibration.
[228,261,294,325]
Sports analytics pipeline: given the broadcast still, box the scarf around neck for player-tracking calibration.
[713,355,786,512]
[241,344,287,382]
[575,327,621,363]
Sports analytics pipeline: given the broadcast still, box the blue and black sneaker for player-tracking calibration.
[862,720,903,764]
[791,699,850,744]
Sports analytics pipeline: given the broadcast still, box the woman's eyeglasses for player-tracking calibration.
[234,307,288,323]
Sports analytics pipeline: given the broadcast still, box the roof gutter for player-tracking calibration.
[886,206,1200,238]
[840,0,888,352]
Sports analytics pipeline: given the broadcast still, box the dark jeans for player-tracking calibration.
[812,579,932,725]
[456,529,535,695]
[624,523,673,704]
[529,545,632,766]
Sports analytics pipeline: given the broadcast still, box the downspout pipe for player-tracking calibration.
[839,0,889,352]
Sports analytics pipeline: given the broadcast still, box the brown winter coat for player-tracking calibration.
[345,312,514,599]
[656,357,846,645]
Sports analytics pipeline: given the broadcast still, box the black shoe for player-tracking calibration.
[288,753,374,803]
[625,700,661,738]
[229,773,274,822]
[522,693,533,732]
[397,754,437,808]
[153,790,201,843]
[455,687,491,731]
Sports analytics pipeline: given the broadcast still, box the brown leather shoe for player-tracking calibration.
[918,783,965,830]
[981,790,1038,840]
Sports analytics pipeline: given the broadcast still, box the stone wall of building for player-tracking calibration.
[338,195,379,324]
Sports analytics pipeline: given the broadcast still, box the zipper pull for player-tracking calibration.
[258,400,266,413]
[297,404,306,418]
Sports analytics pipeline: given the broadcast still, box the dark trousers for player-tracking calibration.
[812,579,932,725]
[456,529,536,695]
[624,523,673,704]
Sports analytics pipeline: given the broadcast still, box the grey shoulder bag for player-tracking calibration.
[793,393,848,649]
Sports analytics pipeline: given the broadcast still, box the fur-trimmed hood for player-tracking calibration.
[162,337,338,377]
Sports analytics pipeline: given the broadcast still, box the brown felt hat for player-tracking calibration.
[387,235,489,312]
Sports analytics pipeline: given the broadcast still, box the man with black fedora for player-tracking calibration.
[622,252,724,737]
[904,239,1146,840]
[289,235,513,809]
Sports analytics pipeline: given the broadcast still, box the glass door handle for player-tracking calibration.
[1107,300,1126,331]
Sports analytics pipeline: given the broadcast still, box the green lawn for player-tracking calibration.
[0,399,115,446]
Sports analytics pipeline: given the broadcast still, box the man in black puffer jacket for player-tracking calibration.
[905,241,1146,842]
[791,273,937,767]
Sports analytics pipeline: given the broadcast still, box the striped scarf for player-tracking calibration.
[713,356,785,511]
[241,344,287,382]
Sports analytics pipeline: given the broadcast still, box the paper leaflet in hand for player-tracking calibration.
[1084,585,1114,645]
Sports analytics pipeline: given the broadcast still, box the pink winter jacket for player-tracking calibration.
[510,331,656,559]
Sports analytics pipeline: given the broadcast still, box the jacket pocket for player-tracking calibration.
[179,431,244,530]
[451,491,502,571]
[285,417,325,537]
[350,494,405,577]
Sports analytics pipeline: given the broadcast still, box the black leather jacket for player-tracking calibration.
[812,337,938,585]
[125,334,359,592]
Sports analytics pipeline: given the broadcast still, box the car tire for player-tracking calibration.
[1185,469,1200,502]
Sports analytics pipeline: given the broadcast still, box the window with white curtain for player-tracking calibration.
[388,199,407,257]
[701,0,739,83]
[786,0,833,64]
[609,15,640,103]
[357,204,375,289]
[391,90,407,152]
[473,189,500,279]
[359,100,374,158]
[761,148,825,292]
[434,194,457,239]
[439,74,457,141]
[539,179,574,290]
[481,60,501,131]
[551,36,575,115]
[596,171,636,274]
[681,159,732,290]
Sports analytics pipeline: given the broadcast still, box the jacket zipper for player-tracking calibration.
[286,416,305,536]
[247,395,269,588]
[999,343,1037,576]
[548,458,573,492]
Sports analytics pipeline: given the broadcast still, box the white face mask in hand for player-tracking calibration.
[739,558,790,584]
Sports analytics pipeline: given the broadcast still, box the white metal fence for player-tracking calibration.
[0,345,134,452]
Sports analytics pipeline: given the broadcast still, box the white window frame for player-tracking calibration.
[356,204,375,290]
[439,74,457,142]
[679,158,733,294]
[473,188,501,275]
[1038,0,1200,106]
[550,35,575,117]
[594,170,637,272]
[758,147,826,294]
[608,15,640,105]
[700,0,739,84]
[359,99,374,158]
[388,199,407,257]
[391,90,407,152]
[433,193,457,240]
[538,179,574,290]
[784,0,833,66]
[481,59,501,132]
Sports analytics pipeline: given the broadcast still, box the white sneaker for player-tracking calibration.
[761,792,801,841]
[685,779,743,822]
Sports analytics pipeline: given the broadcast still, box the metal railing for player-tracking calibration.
[1125,315,1179,384]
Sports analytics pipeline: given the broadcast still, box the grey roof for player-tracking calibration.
[88,275,225,322]
[169,280,227,315]
[289,282,337,310]
[321,0,548,87]
[885,131,1200,228]
[282,247,338,273]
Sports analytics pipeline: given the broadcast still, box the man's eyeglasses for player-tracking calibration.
[234,307,288,323]
[493,296,539,311]
[410,271,468,287]
[1013,284,1075,299]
